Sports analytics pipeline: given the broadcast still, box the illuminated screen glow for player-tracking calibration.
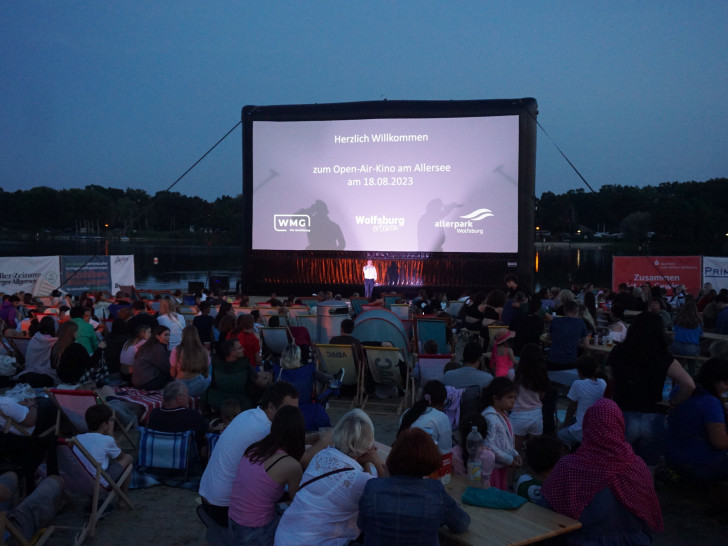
[251,116,519,253]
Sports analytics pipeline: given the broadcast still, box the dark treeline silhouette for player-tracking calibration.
[0,178,725,247]
[536,178,728,248]
[0,185,242,236]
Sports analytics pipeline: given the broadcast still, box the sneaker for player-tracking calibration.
[329,368,345,389]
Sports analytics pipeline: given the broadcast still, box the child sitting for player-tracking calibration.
[516,436,563,503]
[74,405,133,505]
[557,355,606,449]
[209,398,242,433]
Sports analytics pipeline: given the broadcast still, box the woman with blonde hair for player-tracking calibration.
[170,326,211,397]
[157,297,186,350]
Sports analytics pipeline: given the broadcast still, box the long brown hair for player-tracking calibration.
[51,321,78,367]
[674,298,702,330]
[175,326,209,376]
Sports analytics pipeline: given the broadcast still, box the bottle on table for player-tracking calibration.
[466,426,483,485]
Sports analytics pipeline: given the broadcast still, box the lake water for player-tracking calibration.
[0,238,616,293]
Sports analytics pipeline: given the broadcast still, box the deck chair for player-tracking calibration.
[349,297,369,317]
[57,437,134,544]
[297,315,318,342]
[390,304,411,322]
[0,509,58,546]
[46,389,137,450]
[260,327,293,359]
[416,353,454,387]
[3,334,30,365]
[445,301,465,318]
[298,297,321,310]
[382,294,404,311]
[137,427,194,480]
[360,346,415,414]
[314,344,363,407]
[286,306,310,321]
[414,316,453,354]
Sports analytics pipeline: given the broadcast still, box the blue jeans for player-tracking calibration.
[623,411,666,465]
[181,374,212,397]
[229,511,281,546]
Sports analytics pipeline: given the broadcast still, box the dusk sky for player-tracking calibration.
[2,2,726,200]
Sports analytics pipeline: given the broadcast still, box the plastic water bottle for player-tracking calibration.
[466,426,483,485]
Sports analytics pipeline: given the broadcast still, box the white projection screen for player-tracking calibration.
[242,99,537,293]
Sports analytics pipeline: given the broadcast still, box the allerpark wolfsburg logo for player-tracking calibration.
[460,208,494,221]
[274,214,311,233]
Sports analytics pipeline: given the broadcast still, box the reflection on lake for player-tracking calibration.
[0,239,617,292]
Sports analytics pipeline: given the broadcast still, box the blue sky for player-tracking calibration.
[2,2,726,199]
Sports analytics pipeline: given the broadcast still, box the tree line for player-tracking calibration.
[0,178,725,249]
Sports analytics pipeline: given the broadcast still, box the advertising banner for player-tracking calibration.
[110,255,136,293]
[0,256,61,295]
[60,255,112,296]
[702,256,728,292]
[612,256,701,296]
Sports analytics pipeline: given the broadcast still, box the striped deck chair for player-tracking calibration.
[138,427,194,480]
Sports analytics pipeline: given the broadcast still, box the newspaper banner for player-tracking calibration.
[612,256,701,297]
[702,256,728,292]
[0,255,61,295]
[60,255,112,296]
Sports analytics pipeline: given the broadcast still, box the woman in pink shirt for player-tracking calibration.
[228,405,306,546]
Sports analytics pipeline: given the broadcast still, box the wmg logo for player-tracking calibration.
[274,214,311,232]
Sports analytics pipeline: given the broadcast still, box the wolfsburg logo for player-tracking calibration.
[274,214,311,232]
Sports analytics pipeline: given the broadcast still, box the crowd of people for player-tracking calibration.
[1,276,728,544]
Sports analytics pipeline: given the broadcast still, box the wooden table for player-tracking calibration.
[440,475,581,546]
[372,443,580,546]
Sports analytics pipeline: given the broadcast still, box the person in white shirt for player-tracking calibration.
[557,356,607,448]
[362,260,377,298]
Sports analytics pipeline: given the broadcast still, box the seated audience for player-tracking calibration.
[169,326,211,397]
[558,355,606,449]
[53,321,107,385]
[357,428,471,545]
[274,409,387,545]
[515,436,563,503]
[147,381,209,454]
[0,471,65,545]
[443,341,493,392]
[670,297,702,356]
[398,380,452,451]
[119,324,151,381]
[13,316,58,387]
[229,405,307,546]
[132,325,172,390]
[666,358,728,481]
[193,300,215,347]
[541,399,663,544]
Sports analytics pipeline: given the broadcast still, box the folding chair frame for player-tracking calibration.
[360,346,415,415]
[0,509,56,546]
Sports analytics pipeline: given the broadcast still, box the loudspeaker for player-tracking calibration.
[209,276,229,291]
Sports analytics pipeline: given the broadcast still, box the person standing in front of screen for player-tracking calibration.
[363,260,377,299]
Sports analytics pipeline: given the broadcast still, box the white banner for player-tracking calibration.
[0,256,61,295]
[111,255,135,292]
[702,256,728,292]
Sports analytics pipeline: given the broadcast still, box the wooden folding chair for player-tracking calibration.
[57,437,134,544]
[360,346,415,415]
[314,343,363,408]
[348,297,369,317]
[413,316,453,354]
[389,303,410,321]
[0,509,55,546]
[45,389,137,450]
[137,427,194,480]
[260,326,293,359]
[416,353,454,388]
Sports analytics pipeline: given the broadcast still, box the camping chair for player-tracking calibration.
[314,344,363,408]
[46,389,137,450]
[56,437,134,544]
[260,327,293,360]
[382,294,404,311]
[416,353,454,389]
[360,346,415,414]
[137,427,195,480]
[413,316,453,354]
[277,364,332,431]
